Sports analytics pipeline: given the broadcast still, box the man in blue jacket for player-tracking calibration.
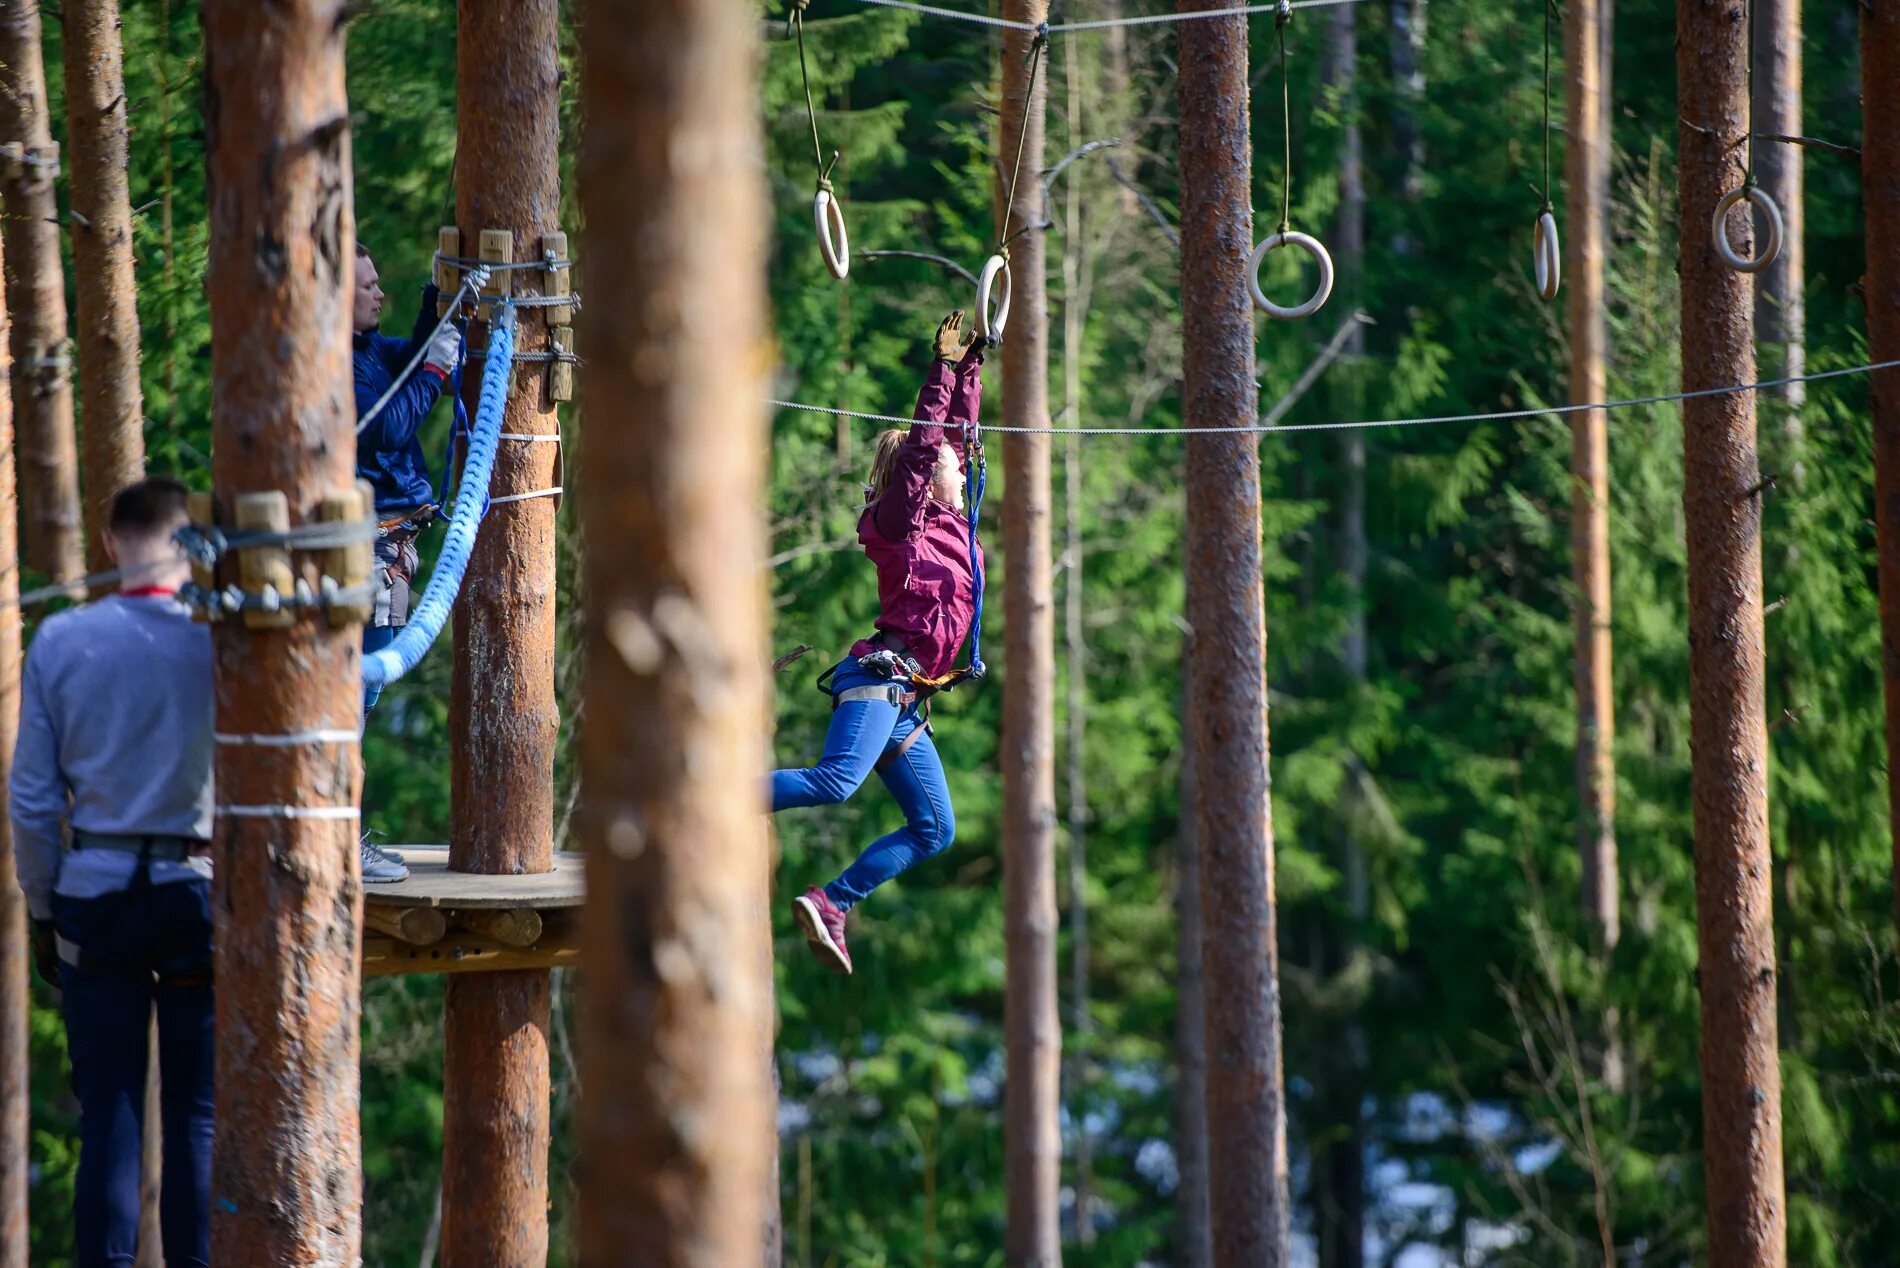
[13,479,214,1268]
[354,241,460,881]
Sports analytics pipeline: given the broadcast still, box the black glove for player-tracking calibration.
[30,920,60,987]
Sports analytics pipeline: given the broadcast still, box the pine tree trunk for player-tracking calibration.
[1173,738,1212,1268]
[1319,9,1367,1266]
[1753,0,1804,424]
[201,2,363,1261]
[1059,36,1096,1251]
[1677,0,1787,1260]
[998,4,1062,1262]
[444,3,563,1263]
[0,0,83,584]
[573,0,773,1256]
[1178,0,1290,1260]
[1567,0,1619,963]
[0,215,30,1268]
[1388,0,1426,254]
[63,0,146,577]
[1864,0,1900,959]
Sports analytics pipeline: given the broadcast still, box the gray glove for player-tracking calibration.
[423,324,463,375]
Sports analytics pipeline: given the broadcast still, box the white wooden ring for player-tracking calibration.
[1534,211,1561,301]
[814,188,850,281]
[1712,185,1783,274]
[977,253,1013,339]
[1248,231,1335,320]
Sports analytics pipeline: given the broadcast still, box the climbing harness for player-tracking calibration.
[1533,0,1560,301]
[1713,0,1783,274]
[362,301,519,692]
[1249,1,1334,320]
[981,24,1049,340]
[791,0,851,280]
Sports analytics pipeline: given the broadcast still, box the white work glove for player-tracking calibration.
[423,324,463,375]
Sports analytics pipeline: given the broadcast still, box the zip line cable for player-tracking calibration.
[854,0,1372,33]
[769,356,1900,436]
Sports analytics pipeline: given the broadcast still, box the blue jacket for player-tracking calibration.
[355,285,449,512]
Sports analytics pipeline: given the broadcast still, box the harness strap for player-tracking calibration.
[833,683,915,709]
[876,714,931,772]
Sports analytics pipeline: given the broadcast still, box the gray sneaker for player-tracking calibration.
[360,834,410,883]
[358,831,403,864]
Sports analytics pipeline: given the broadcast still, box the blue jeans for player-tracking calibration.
[362,622,398,713]
[52,873,214,1268]
[771,659,956,909]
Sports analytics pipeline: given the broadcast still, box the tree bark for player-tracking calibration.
[201,2,363,1261]
[1753,0,1804,424]
[1173,738,1212,1268]
[1677,1,1786,1261]
[1568,0,1619,963]
[1865,0,1900,958]
[1178,0,1291,1262]
[63,0,146,577]
[1059,35,1096,1252]
[0,214,30,1268]
[444,4,562,1264]
[574,0,774,1258]
[998,6,1061,1267]
[0,0,83,584]
[1319,9,1367,1267]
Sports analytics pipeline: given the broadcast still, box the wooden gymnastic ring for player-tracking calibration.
[1534,211,1561,301]
[977,253,1013,339]
[1712,185,1783,274]
[814,187,850,281]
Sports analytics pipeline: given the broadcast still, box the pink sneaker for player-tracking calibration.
[792,886,853,975]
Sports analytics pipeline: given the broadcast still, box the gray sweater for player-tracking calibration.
[10,594,214,920]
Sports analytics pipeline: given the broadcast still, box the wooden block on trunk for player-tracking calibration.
[186,491,217,623]
[318,482,373,628]
[542,231,572,326]
[479,228,513,319]
[233,492,295,630]
[550,326,574,402]
[435,226,462,318]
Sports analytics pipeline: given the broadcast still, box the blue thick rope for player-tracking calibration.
[362,301,516,691]
[964,444,986,678]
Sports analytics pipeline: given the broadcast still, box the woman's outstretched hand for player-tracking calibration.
[933,310,970,362]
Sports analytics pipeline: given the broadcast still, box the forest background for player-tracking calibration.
[10,0,1899,1264]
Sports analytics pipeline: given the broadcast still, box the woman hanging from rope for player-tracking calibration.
[774,310,989,975]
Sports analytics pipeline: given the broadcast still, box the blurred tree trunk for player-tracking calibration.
[0,211,30,1268]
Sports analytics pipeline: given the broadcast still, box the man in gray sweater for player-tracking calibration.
[11,478,214,1268]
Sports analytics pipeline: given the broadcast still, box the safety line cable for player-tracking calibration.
[998,26,1049,251]
[1276,1,1292,233]
[856,0,1370,32]
[1541,0,1553,210]
[769,356,1900,436]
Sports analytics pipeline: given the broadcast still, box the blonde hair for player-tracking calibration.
[864,428,908,504]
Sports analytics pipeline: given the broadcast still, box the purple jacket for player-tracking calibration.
[850,354,986,679]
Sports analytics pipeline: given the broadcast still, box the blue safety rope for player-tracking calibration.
[964,433,987,679]
[362,301,516,690]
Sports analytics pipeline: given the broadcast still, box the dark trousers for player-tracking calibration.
[53,875,214,1268]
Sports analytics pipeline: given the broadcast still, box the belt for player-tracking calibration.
[71,831,209,861]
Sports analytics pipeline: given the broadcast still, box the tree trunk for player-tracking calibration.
[1865,0,1900,958]
[0,0,83,584]
[1319,9,1367,1267]
[135,1018,161,1268]
[1568,0,1619,963]
[1753,0,1804,426]
[1388,0,1426,254]
[573,0,773,1257]
[1677,1,1786,1261]
[1059,35,1096,1252]
[998,6,1061,1266]
[1174,738,1212,1268]
[444,4,563,1264]
[201,2,363,1261]
[1178,0,1291,1261]
[0,215,30,1268]
[63,0,146,577]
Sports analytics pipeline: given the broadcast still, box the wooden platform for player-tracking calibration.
[361,846,585,978]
